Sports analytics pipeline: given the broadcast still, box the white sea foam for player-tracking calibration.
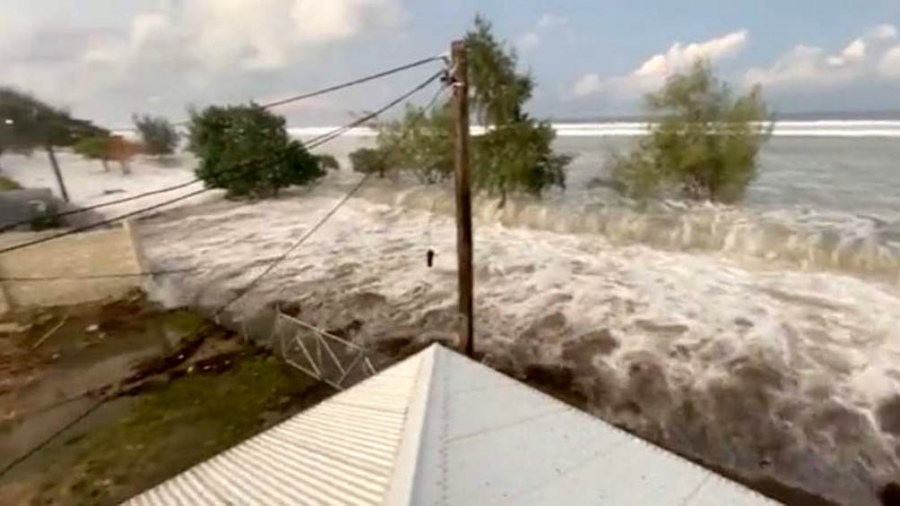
[289,120,900,139]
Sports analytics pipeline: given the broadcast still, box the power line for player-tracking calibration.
[0,268,194,282]
[0,398,107,479]
[0,187,210,256]
[0,68,444,482]
[259,56,443,110]
[303,69,446,150]
[12,57,442,232]
[216,174,372,314]
[0,178,202,234]
[217,69,446,311]
[145,55,443,128]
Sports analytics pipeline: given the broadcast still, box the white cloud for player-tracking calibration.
[185,0,404,70]
[572,74,603,97]
[880,46,900,78]
[516,12,568,51]
[536,14,568,31]
[571,30,748,98]
[517,32,542,51]
[0,0,406,122]
[744,24,899,90]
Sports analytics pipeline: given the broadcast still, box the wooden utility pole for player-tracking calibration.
[451,40,474,357]
[45,144,69,203]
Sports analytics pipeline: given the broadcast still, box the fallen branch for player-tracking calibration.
[31,317,68,350]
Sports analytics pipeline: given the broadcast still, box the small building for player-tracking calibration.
[126,344,779,505]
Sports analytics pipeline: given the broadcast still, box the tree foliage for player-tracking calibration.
[365,15,569,200]
[374,104,454,183]
[133,114,179,155]
[188,104,325,198]
[466,15,533,126]
[73,136,112,170]
[315,154,340,171]
[466,15,569,201]
[610,61,772,203]
[349,148,390,178]
[0,87,107,156]
[474,121,569,199]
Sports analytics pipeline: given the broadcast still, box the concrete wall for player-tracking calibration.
[0,221,146,312]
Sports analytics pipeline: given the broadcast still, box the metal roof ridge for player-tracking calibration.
[384,343,440,504]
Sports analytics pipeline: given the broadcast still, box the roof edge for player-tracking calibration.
[383,344,439,504]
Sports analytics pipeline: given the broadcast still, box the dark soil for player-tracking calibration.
[0,294,330,506]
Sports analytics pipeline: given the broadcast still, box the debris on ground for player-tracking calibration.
[0,292,331,506]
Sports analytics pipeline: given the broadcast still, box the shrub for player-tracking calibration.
[315,154,340,170]
[73,136,112,171]
[610,61,772,203]
[349,148,390,178]
[188,104,325,198]
[133,115,179,155]
[474,120,570,200]
[0,175,21,191]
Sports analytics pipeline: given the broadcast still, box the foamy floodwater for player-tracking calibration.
[288,120,900,138]
[140,171,900,506]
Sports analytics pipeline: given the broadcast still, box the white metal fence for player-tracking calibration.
[270,310,378,390]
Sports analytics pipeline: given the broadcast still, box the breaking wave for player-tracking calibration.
[356,180,900,285]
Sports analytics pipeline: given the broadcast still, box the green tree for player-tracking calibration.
[349,147,390,178]
[0,88,106,155]
[367,15,569,201]
[133,114,179,155]
[466,15,569,203]
[188,104,325,198]
[375,104,454,183]
[610,61,772,203]
[73,136,112,171]
[0,87,108,200]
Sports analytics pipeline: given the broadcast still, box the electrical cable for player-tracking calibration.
[0,268,194,282]
[3,56,443,232]
[303,70,446,150]
[152,55,442,127]
[0,187,210,255]
[258,56,443,110]
[215,174,372,315]
[0,178,202,234]
[217,68,447,311]
[0,58,449,484]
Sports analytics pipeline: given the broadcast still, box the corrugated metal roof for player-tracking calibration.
[126,345,781,505]
[126,348,425,506]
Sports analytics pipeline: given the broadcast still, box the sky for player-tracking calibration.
[1,0,900,126]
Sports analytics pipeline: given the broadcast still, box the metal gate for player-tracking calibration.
[270,311,377,390]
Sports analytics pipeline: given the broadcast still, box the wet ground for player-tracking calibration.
[0,293,330,505]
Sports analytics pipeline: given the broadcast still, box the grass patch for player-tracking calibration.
[27,355,325,506]
[161,309,207,335]
[0,175,21,191]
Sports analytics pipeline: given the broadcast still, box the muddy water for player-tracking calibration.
[140,172,900,506]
